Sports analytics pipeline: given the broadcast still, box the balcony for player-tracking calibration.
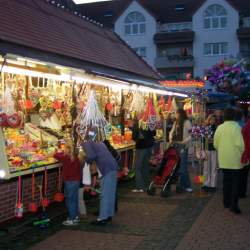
[237,27,250,40]
[155,55,194,69]
[154,31,194,44]
[240,51,250,67]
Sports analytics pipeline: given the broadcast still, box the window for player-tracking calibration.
[204,43,228,56]
[133,47,147,58]
[204,4,227,29]
[125,12,146,35]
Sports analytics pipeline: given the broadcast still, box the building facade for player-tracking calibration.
[67,0,250,79]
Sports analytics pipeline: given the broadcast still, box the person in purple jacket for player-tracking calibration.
[82,131,118,226]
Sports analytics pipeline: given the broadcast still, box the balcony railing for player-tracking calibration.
[155,55,194,69]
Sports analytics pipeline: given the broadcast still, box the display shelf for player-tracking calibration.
[0,127,61,180]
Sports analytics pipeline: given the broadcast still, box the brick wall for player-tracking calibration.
[0,169,59,223]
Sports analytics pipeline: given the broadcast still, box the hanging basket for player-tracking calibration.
[28,202,38,213]
[54,167,64,202]
[54,192,64,202]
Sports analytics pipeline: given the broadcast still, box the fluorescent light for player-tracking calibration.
[6,59,25,66]
[1,65,187,97]
[2,66,71,81]
[17,57,46,66]
[72,75,130,90]
[72,76,188,97]
[73,0,112,4]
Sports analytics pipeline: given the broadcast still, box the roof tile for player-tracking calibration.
[0,0,159,79]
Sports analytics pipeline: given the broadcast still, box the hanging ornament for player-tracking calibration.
[171,97,178,112]
[79,90,108,141]
[7,113,21,128]
[15,175,23,218]
[140,98,156,131]
[130,91,145,115]
[28,170,38,213]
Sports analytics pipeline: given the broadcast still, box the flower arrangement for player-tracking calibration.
[190,125,214,140]
[206,59,247,93]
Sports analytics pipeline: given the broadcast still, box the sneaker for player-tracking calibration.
[62,219,78,226]
[132,189,144,193]
[230,208,242,215]
[91,219,107,226]
[185,188,193,193]
[74,216,80,223]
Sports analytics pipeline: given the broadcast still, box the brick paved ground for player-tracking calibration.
[1,173,250,250]
[176,192,250,250]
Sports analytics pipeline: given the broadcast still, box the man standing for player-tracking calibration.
[214,108,245,214]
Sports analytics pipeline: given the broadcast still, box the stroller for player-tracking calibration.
[147,146,180,197]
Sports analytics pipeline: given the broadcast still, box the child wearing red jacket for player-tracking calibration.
[54,143,81,226]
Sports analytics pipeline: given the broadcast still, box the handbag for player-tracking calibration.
[82,163,91,185]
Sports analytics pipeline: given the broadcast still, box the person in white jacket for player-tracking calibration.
[169,109,193,193]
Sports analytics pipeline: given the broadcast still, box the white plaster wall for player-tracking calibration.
[193,0,239,77]
[114,0,157,68]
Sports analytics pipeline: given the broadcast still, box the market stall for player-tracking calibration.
[0,60,188,180]
[0,0,189,223]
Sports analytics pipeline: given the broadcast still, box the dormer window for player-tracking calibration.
[204,4,227,29]
[124,11,146,35]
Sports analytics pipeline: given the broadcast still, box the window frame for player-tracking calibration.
[124,11,146,36]
[203,4,227,30]
[204,42,228,56]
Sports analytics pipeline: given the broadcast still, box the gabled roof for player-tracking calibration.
[0,0,159,80]
[65,0,250,28]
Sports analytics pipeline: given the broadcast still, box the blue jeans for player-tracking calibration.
[135,147,152,190]
[177,145,191,189]
[64,181,80,220]
[99,170,117,220]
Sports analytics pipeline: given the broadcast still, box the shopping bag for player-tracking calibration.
[82,163,91,185]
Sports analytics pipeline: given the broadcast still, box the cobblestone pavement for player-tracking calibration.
[28,185,212,250]
[176,192,250,250]
[1,176,250,250]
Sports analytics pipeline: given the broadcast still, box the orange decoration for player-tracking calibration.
[160,80,205,88]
